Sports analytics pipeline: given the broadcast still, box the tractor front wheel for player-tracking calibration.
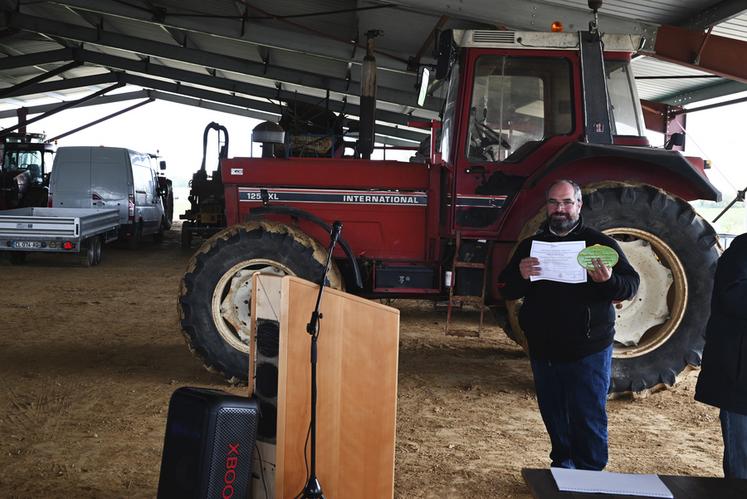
[178,221,342,383]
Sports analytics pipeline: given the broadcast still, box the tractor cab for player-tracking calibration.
[434,29,650,236]
[0,133,56,209]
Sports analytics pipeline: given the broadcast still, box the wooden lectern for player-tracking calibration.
[250,274,400,498]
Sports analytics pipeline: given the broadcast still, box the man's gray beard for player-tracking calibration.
[549,214,578,234]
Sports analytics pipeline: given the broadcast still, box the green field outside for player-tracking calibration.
[693,202,746,235]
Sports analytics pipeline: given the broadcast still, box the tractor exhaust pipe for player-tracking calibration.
[358,30,382,160]
[200,122,229,172]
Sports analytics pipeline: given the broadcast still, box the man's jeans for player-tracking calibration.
[720,409,747,479]
[530,344,613,470]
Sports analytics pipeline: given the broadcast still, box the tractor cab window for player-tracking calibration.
[2,150,44,184]
[467,56,572,162]
[606,59,645,136]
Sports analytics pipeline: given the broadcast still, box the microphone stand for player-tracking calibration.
[301,221,342,499]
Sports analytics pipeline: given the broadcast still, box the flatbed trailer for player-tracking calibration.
[0,207,120,266]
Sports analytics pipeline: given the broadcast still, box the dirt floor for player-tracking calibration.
[0,225,724,498]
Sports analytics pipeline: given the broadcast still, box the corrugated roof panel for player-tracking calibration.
[538,0,716,25]
[103,15,181,46]
[632,55,724,101]
[21,1,97,27]
[185,32,263,64]
[158,0,243,17]
[357,7,441,55]
[713,12,747,42]
[237,0,358,41]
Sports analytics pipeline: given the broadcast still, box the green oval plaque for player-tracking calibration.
[577,244,619,270]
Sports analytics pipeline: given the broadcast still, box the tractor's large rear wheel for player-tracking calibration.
[506,185,719,395]
[178,221,342,383]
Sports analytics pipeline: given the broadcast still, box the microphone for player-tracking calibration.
[330,221,342,244]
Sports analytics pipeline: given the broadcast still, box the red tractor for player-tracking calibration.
[179,27,720,395]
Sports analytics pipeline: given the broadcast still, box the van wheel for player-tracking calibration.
[9,252,27,265]
[178,221,343,383]
[128,222,142,250]
[80,239,96,267]
[93,237,103,265]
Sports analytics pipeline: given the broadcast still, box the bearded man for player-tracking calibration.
[499,179,640,470]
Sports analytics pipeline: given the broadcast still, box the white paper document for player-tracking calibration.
[551,468,674,498]
[529,240,586,284]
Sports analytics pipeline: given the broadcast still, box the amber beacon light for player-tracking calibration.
[551,21,564,32]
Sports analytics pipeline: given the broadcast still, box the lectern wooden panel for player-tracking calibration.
[251,274,399,499]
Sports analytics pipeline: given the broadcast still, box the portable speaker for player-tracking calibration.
[157,387,259,499]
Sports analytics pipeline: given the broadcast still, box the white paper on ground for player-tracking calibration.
[551,468,673,498]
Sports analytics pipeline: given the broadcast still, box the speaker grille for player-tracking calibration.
[157,388,259,499]
[254,319,279,443]
[256,320,279,357]
[255,363,278,398]
[205,405,259,499]
[257,400,277,441]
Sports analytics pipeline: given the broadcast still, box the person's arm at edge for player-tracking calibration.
[714,244,747,319]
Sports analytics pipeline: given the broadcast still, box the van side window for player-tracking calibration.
[133,164,153,194]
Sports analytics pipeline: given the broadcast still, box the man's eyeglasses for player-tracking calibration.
[547,199,576,207]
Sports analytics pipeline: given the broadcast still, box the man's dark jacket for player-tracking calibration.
[695,233,747,415]
[499,219,640,361]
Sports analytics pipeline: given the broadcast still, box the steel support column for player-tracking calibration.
[640,99,686,150]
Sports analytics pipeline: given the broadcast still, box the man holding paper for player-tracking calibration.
[500,179,639,470]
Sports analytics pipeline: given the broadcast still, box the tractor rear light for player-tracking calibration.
[128,194,135,220]
[62,241,74,250]
[47,193,53,207]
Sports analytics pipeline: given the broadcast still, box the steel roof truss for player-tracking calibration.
[48,0,412,73]
[0,80,124,138]
[6,11,434,111]
[0,48,437,126]
[0,59,81,98]
[651,25,747,85]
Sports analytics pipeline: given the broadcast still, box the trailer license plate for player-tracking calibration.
[13,241,42,249]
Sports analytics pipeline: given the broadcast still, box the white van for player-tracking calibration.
[48,146,171,246]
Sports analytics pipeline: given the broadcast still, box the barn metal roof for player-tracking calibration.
[0,0,745,146]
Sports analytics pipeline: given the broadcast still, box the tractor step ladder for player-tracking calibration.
[445,232,491,337]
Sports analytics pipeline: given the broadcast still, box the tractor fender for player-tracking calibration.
[526,142,721,202]
[246,205,363,290]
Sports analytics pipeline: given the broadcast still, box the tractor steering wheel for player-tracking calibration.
[470,118,511,161]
